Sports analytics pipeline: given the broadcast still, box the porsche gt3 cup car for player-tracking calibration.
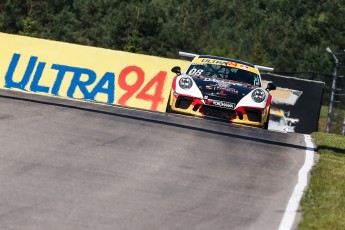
[167,54,276,129]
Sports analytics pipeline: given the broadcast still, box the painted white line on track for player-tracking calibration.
[278,134,315,230]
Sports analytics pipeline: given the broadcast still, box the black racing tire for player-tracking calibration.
[166,92,172,113]
[263,109,270,129]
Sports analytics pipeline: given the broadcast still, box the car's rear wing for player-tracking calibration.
[178,51,274,72]
[254,65,274,72]
[179,51,198,58]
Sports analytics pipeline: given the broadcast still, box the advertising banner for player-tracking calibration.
[0,32,189,112]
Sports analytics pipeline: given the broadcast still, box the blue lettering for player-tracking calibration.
[4,53,116,103]
[30,62,49,93]
[89,72,115,103]
[5,53,37,90]
[67,67,96,99]
[51,64,74,96]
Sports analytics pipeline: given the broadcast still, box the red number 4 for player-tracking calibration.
[118,66,167,111]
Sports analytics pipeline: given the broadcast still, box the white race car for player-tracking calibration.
[167,52,276,129]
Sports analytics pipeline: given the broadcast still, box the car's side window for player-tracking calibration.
[253,76,260,86]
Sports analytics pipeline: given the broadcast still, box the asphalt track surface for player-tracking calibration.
[0,89,310,230]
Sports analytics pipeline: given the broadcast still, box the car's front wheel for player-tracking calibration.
[166,92,172,113]
[262,109,270,129]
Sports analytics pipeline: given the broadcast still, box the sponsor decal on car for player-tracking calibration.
[203,78,246,87]
[226,88,238,94]
[204,81,239,94]
[212,100,236,109]
[217,81,231,89]
[192,58,259,74]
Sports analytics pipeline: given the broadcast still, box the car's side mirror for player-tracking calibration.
[171,66,181,75]
[266,82,276,91]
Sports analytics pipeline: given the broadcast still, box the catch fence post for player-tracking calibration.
[326,47,339,133]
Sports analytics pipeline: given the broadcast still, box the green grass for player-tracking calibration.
[319,105,344,135]
[298,132,345,229]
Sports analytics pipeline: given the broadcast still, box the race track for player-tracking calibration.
[0,89,311,230]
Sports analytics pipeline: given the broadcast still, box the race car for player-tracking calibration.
[166,53,276,129]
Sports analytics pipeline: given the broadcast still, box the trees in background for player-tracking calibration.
[0,0,344,74]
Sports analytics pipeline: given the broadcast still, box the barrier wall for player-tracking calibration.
[262,73,324,134]
[0,33,189,112]
[1,33,324,134]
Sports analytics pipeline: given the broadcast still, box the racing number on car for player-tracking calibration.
[188,68,204,76]
[117,66,166,111]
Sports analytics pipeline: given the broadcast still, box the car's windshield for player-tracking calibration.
[186,63,261,86]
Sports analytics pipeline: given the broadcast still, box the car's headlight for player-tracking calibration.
[251,89,266,103]
[179,77,193,89]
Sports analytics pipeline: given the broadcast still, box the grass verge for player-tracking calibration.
[298,132,345,229]
[319,105,344,135]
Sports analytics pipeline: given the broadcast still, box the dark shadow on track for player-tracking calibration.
[317,145,345,155]
[0,92,314,152]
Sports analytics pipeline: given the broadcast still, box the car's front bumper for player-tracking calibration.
[169,92,269,127]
